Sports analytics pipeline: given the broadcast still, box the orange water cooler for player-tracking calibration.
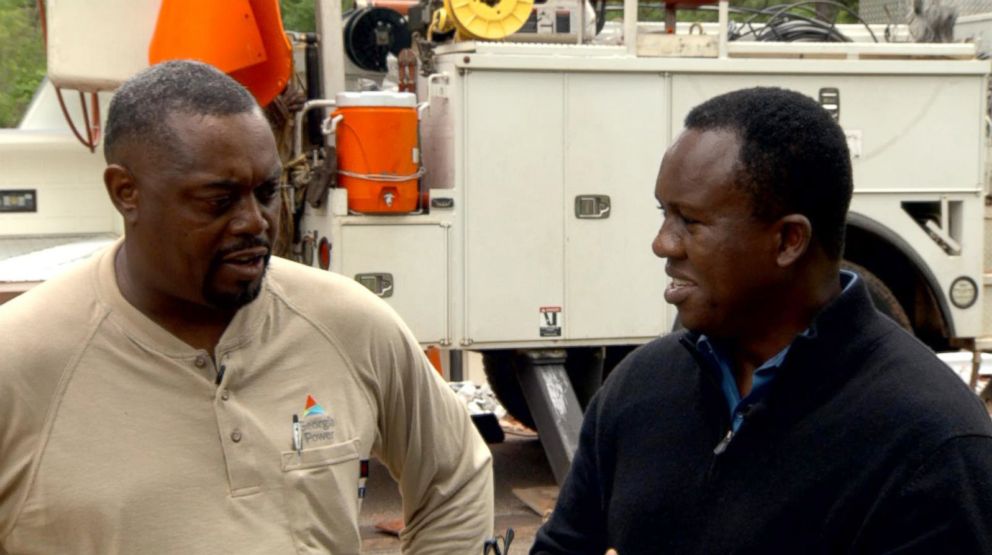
[332,92,422,213]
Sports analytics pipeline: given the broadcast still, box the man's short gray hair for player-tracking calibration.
[103,60,259,164]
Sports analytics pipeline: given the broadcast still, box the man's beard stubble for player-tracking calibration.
[202,237,272,310]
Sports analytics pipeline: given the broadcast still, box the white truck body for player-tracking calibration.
[302,40,990,352]
[1,4,990,352]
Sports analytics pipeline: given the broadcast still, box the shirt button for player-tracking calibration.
[231,430,242,443]
[194,355,207,368]
[221,390,230,401]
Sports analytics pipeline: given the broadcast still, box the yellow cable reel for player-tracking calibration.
[428,8,455,40]
[437,0,534,40]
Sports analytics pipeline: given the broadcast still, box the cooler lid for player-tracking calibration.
[335,91,416,108]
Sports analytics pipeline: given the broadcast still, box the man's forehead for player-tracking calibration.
[166,109,273,155]
[122,108,276,178]
[660,129,737,179]
[163,107,265,135]
[670,128,739,160]
[656,128,751,212]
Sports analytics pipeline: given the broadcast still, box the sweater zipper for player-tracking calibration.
[714,401,763,456]
[713,408,747,456]
[713,428,734,455]
[705,427,731,481]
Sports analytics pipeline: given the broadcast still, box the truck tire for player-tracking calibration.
[482,347,605,430]
[841,261,912,332]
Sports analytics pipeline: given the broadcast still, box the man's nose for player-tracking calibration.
[231,196,270,236]
[652,219,682,259]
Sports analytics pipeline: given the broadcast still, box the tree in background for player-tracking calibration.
[281,0,317,32]
[0,0,44,128]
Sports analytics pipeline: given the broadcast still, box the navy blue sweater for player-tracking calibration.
[532,280,992,554]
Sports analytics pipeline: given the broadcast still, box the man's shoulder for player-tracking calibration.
[864,328,992,434]
[0,254,106,363]
[264,257,407,335]
[0,254,107,438]
[817,281,986,428]
[812,319,992,449]
[601,332,698,397]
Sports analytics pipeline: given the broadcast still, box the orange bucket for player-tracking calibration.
[333,92,421,213]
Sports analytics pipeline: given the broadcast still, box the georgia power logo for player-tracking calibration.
[300,394,336,447]
[303,394,326,417]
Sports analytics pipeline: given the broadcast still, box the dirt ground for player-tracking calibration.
[359,426,556,554]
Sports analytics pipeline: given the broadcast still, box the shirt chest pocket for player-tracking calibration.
[281,438,363,554]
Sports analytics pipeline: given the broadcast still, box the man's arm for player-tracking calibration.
[372,322,494,554]
[531,392,610,554]
[0,375,38,548]
[0,297,86,548]
[853,435,992,553]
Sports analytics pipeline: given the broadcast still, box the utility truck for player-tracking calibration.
[1,0,990,482]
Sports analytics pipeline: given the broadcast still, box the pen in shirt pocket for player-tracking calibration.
[358,459,369,499]
[292,414,302,455]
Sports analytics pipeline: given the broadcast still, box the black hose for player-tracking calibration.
[304,33,324,148]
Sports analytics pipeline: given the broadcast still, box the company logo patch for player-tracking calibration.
[303,394,326,417]
[300,394,336,447]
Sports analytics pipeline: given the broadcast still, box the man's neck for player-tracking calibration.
[722,332,794,396]
[115,246,234,355]
[725,266,843,395]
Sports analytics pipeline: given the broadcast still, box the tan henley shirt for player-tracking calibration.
[0,242,493,554]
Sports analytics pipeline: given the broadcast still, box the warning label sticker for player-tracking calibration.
[540,306,562,337]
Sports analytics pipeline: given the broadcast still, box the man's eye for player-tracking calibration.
[256,185,279,204]
[209,196,235,209]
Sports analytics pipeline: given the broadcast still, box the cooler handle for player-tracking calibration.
[293,99,337,158]
[322,114,345,136]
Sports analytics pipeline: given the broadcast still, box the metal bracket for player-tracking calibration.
[427,72,449,100]
[515,349,584,485]
[575,194,611,219]
[355,272,393,297]
[924,219,962,255]
[819,87,840,121]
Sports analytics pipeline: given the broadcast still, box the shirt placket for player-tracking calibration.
[210,349,263,496]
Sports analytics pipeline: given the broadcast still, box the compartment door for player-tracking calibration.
[563,73,670,340]
[338,223,449,345]
[463,71,565,343]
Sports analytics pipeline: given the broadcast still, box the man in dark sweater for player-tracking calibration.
[531,87,992,554]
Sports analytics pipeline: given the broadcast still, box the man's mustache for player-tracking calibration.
[214,237,272,261]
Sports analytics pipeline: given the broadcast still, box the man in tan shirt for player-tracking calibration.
[0,60,493,554]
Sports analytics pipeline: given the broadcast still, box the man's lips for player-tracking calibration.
[222,247,269,264]
[664,273,697,304]
[218,247,269,280]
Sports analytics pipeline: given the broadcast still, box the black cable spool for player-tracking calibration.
[343,7,412,72]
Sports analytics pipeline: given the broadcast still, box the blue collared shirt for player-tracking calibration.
[696,271,858,432]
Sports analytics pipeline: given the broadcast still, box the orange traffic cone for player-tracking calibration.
[148,0,291,106]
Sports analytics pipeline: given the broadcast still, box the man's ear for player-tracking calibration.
[104,164,139,223]
[775,214,812,267]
